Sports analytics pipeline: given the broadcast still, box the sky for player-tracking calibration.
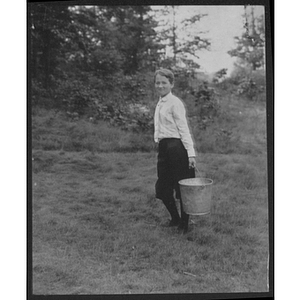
[192,6,245,74]
[152,5,264,75]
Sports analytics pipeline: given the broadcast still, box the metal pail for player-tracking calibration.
[179,178,213,215]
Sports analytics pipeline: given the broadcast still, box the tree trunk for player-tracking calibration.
[31,33,37,79]
[42,30,50,89]
[171,6,177,65]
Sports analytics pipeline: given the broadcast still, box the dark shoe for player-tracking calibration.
[162,199,180,223]
[162,219,180,227]
[168,219,180,227]
[177,222,189,234]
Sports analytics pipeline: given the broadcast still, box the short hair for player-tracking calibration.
[154,69,175,84]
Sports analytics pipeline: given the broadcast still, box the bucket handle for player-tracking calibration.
[194,165,201,176]
[194,165,212,181]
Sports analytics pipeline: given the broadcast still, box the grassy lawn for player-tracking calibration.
[31,151,268,294]
[31,95,269,294]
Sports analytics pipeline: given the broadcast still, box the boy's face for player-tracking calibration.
[155,74,174,97]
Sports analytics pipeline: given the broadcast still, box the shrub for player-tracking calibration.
[48,78,99,114]
[31,79,58,108]
[226,66,266,102]
[236,77,259,100]
[31,79,48,100]
[189,81,219,130]
[95,102,154,133]
[212,68,228,84]
[120,73,148,102]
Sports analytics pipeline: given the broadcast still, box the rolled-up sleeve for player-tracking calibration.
[172,100,196,157]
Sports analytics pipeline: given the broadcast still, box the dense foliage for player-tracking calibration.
[30,5,161,106]
[29,4,266,132]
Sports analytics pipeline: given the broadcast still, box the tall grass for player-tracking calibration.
[32,92,266,156]
[32,108,155,153]
[193,92,267,155]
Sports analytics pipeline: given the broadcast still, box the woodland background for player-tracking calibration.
[30,4,266,128]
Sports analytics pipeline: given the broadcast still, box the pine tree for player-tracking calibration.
[228,6,265,71]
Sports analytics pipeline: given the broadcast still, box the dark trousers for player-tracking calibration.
[155,138,195,229]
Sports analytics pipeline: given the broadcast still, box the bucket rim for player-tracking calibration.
[179,177,213,186]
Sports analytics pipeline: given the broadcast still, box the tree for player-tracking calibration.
[29,5,161,93]
[29,3,72,88]
[228,6,265,70]
[100,6,161,75]
[153,6,210,68]
[29,3,165,113]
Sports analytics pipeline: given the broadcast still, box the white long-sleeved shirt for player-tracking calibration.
[154,92,196,157]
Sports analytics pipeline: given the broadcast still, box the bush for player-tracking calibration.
[31,79,57,108]
[189,81,219,130]
[49,78,99,114]
[212,68,228,84]
[95,102,153,133]
[224,66,266,101]
[120,73,148,102]
[236,77,259,100]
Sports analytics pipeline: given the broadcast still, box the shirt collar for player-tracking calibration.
[160,92,172,102]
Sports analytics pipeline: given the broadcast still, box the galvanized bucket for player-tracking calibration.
[179,177,213,215]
